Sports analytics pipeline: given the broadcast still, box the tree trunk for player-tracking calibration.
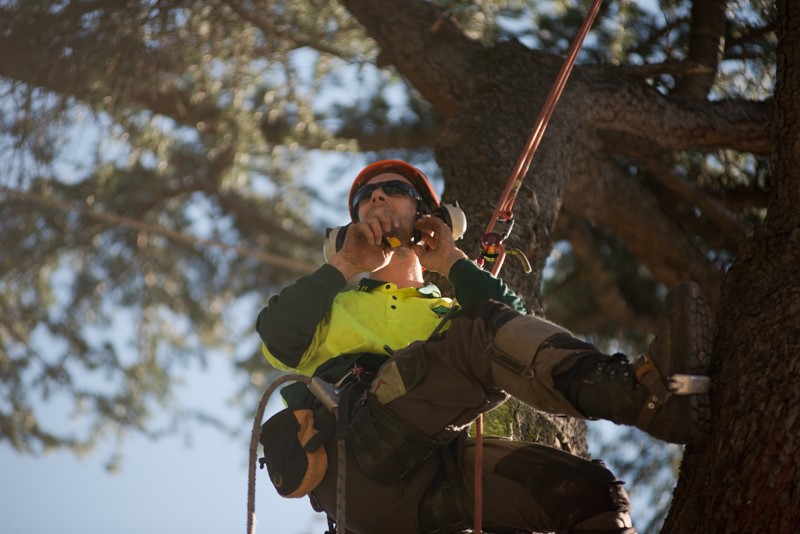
[664,0,800,531]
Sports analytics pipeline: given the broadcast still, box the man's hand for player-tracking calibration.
[327,210,402,280]
[413,216,468,275]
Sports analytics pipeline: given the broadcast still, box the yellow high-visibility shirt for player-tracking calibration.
[263,280,454,376]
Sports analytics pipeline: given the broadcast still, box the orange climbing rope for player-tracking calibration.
[473,1,604,532]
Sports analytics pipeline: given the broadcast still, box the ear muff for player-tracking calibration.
[322,204,467,260]
[323,224,350,262]
[434,203,467,241]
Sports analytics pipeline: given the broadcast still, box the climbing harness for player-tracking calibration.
[473,1,604,532]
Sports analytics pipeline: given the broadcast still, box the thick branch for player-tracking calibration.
[586,76,772,155]
[565,152,723,311]
[338,0,480,118]
[602,132,751,248]
[554,213,657,334]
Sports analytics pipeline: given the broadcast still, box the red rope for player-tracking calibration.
[473,415,484,530]
[473,2,604,532]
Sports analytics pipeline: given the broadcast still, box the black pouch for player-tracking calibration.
[259,405,333,498]
[260,353,389,496]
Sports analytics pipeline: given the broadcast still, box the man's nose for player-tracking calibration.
[370,187,387,202]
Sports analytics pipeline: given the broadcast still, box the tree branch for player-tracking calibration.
[602,132,751,248]
[259,112,442,150]
[565,150,723,311]
[338,0,481,118]
[0,186,319,275]
[222,0,358,59]
[0,9,224,130]
[554,212,658,334]
[585,76,772,154]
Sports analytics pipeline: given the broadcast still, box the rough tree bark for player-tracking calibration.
[664,0,800,530]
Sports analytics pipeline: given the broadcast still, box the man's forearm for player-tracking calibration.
[448,258,527,314]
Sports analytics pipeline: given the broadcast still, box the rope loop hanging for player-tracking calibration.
[247,374,347,534]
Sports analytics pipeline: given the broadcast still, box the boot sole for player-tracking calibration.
[650,281,712,444]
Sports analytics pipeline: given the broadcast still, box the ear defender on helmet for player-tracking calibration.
[433,203,467,241]
[323,224,350,263]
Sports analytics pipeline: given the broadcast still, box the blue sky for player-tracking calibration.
[0,354,325,534]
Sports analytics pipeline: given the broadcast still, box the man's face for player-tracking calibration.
[354,173,421,244]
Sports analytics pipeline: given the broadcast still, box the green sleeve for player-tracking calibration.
[448,258,527,314]
[255,263,347,368]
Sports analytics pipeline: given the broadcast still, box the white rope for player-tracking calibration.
[247,374,310,534]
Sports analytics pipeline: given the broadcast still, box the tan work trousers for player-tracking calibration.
[311,301,628,533]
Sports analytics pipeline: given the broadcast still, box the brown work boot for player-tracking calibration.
[553,282,712,445]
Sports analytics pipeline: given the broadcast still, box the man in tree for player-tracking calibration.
[256,160,711,533]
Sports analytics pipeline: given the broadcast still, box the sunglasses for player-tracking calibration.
[351,180,422,210]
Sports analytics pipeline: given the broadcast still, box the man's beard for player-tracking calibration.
[386,215,418,248]
[365,207,418,248]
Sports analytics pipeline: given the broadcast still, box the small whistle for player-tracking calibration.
[385,236,401,248]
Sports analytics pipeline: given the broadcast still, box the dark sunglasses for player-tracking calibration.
[351,180,422,210]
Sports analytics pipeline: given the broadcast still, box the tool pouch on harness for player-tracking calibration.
[259,405,334,498]
[259,353,385,499]
[347,391,446,485]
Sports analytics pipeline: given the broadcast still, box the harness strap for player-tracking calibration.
[633,352,672,430]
